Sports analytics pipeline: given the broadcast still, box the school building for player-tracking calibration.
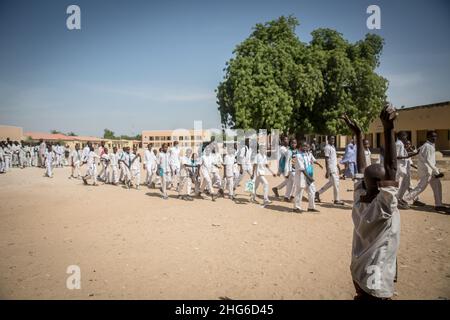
[141,129,211,149]
[366,101,450,151]
[305,101,450,153]
[0,126,140,150]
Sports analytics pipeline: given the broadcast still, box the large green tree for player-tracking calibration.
[216,16,388,136]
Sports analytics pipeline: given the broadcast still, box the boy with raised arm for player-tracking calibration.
[342,103,400,300]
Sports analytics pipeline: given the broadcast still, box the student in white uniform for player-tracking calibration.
[18,141,26,168]
[81,142,91,176]
[109,147,120,185]
[0,142,5,173]
[405,131,448,213]
[293,142,320,213]
[130,146,141,189]
[169,141,181,190]
[55,143,64,168]
[119,147,132,188]
[82,145,100,186]
[44,144,54,178]
[272,135,289,198]
[198,146,217,201]
[210,147,224,196]
[363,139,372,168]
[315,136,344,205]
[38,140,45,168]
[100,147,111,184]
[251,145,276,207]
[283,138,298,202]
[344,105,400,300]
[144,144,157,188]
[223,144,237,200]
[2,142,12,172]
[32,144,39,167]
[158,143,170,199]
[69,143,82,179]
[395,131,418,209]
[235,138,254,187]
[178,148,195,201]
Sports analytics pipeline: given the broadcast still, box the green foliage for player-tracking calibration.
[50,130,62,134]
[66,132,77,136]
[217,16,388,135]
[103,128,116,140]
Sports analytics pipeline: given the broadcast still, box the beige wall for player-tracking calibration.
[366,102,450,150]
[0,125,24,141]
[141,129,210,149]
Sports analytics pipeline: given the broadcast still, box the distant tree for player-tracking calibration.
[103,129,116,140]
[50,130,62,134]
[66,132,77,136]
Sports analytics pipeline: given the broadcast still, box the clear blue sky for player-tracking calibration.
[0,0,449,136]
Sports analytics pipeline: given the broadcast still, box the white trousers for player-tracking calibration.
[110,165,119,184]
[407,173,442,206]
[294,182,316,210]
[46,163,53,177]
[131,169,141,186]
[71,161,81,178]
[200,171,214,194]
[253,175,269,201]
[396,169,410,200]
[178,175,192,196]
[318,172,340,201]
[223,176,234,197]
[285,172,296,198]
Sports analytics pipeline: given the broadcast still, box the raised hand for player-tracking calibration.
[380,102,397,130]
[340,114,361,135]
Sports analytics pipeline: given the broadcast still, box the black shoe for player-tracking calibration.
[315,192,321,203]
[308,208,320,213]
[293,208,304,214]
[272,187,279,198]
[413,200,426,207]
[334,200,345,205]
[435,206,450,214]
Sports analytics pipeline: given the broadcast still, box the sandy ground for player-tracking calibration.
[0,162,449,300]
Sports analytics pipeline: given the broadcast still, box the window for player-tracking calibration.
[149,136,154,141]
[179,136,184,141]
[166,136,171,141]
[155,136,160,141]
[191,136,194,140]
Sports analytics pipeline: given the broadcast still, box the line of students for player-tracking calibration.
[0,139,71,173]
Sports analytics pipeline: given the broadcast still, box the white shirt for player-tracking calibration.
[110,152,119,167]
[351,180,400,298]
[364,149,372,167]
[71,149,82,164]
[200,154,213,175]
[44,150,53,164]
[395,140,408,174]
[224,154,236,177]
[180,156,191,177]
[169,146,181,167]
[278,145,288,174]
[323,144,338,173]
[144,149,157,168]
[87,151,99,168]
[82,146,90,162]
[101,153,110,167]
[130,153,140,171]
[158,152,169,172]
[211,153,222,173]
[237,145,252,169]
[417,141,439,176]
[254,153,267,176]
